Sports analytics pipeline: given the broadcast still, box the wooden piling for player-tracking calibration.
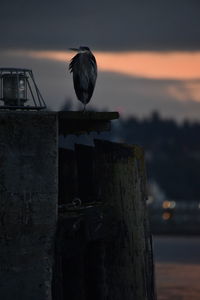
[94,139,156,300]
[57,111,156,300]
[75,144,96,203]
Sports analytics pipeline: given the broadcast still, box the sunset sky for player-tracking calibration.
[1,0,200,121]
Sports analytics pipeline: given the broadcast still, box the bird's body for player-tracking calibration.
[69,46,97,111]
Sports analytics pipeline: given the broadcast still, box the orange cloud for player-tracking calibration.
[11,50,200,80]
[96,51,200,80]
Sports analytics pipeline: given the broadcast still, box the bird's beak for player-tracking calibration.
[69,48,79,51]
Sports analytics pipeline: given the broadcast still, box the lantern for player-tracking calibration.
[0,68,46,110]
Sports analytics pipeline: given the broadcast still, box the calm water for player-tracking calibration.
[153,236,200,300]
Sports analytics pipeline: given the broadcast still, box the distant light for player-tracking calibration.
[162,201,171,209]
[162,200,176,209]
[198,203,200,209]
[162,212,172,220]
[170,201,176,209]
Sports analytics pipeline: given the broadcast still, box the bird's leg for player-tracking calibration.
[82,103,86,112]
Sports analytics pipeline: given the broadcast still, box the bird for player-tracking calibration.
[69,46,97,111]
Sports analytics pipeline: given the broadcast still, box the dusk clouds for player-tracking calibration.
[1,0,200,51]
[1,0,200,121]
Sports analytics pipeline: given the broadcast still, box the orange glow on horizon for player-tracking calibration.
[7,49,200,103]
[11,49,200,80]
[96,51,200,80]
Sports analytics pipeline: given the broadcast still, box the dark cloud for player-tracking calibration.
[1,0,200,51]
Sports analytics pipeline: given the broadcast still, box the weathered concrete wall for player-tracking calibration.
[0,112,58,300]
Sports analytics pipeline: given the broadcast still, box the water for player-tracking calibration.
[153,236,200,300]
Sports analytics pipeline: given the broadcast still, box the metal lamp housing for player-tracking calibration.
[2,74,27,106]
[0,68,46,110]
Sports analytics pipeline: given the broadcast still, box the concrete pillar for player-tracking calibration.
[0,112,58,300]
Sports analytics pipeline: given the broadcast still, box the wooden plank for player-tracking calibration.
[52,216,87,300]
[58,111,119,135]
[93,139,156,300]
[59,111,119,120]
[85,241,106,300]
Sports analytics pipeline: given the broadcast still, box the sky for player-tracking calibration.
[1,0,200,121]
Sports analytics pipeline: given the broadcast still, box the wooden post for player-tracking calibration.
[75,144,96,203]
[94,139,156,300]
[57,111,155,299]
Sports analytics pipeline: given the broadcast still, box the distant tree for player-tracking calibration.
[117,112,200,201]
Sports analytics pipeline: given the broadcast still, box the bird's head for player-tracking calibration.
[69,46,91,53]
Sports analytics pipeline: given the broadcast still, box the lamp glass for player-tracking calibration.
[3,74,27,104]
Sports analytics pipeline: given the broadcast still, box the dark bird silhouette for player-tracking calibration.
[69,46,97,111]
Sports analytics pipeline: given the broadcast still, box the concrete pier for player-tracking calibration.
[0,112,58,300]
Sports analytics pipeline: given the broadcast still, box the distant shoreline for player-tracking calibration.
[153,235,200,264]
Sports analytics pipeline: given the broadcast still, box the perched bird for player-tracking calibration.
[69,46,97,111]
